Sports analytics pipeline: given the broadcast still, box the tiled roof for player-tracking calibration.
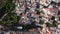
[40,0,51,6]
[34,14,39,17]
[45,8,58,14]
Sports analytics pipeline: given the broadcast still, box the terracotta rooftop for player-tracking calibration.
[45,8,58,14]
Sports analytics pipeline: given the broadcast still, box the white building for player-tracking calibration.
[40,0,51,6]
[52,0,60,3]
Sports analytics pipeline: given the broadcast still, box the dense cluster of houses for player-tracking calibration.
[14,0,60,26]
[0,0,60,34]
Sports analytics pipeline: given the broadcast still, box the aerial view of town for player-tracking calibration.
[0,0,60,34]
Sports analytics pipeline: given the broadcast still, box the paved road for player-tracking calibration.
[15,31,40,34]
[1,31,40,34]
[22,32,40,34]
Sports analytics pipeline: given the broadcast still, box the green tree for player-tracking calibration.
[6,0,15,13]
[0,0,18,26]
[45,22,52,27]
[45,22,57,27]
[51,16,55,20]
[0,0,6,9]
[2,13,18,25]
[35,9,41,15]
